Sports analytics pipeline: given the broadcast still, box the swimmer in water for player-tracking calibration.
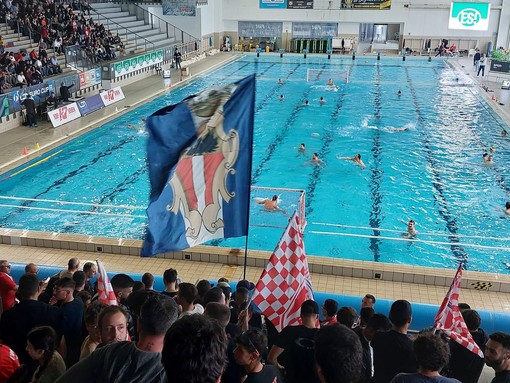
[311,152,325,166]
[337,153,366,169]
[257,195,283,212]
[490,147,495,153]
[391,126,409,132]
[327,78,334,86]
[298,143,306,155]
[279,94,285,101]
[397,90,402,97]
[502,130,507,137]
[496,202,510,215]
[304,100,310,106]
[319,97,326,105]
[402,219,417,237]
[483,153,494,164]
[278,79,283,85]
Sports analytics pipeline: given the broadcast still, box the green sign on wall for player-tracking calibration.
[114,50,164,78]
[449,2,490,31]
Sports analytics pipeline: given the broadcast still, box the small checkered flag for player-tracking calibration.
[433,263,484,358]
[96,260,118,306]
[252,212,314,332]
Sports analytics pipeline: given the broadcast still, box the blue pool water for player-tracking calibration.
[1,54,509,273]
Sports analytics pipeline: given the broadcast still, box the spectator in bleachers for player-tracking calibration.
[391,332,460,383]
[372,299,417,383]
[0,273,64,375]
[58,295,178,383]
[485,332,510,382]
[162,314,228,383]
[51,277,83,367]
[337,306,358,328]
[82,261,96,295]
[0,259,17,312]
[315,324,364,383]
[358,306,375,329]
[79,301,105,360]
[354,313,392,383]
[26,326,67,383]
[25,263,39,275]
[195,279,211,306]
[320,299,338,327]
[97,305,128,345]
[234,329,283,383]
[142,272,154,290]
[362,293,376,309]
[161,268,178,297]
[447,309,488,383]
[73,270,86,294]
[177,282,204,316]
[110,273,136,340]
[0,343,20,383]
[268,299,321,383]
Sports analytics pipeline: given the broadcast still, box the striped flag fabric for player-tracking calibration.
[96,260,117,306]
[252,212,314,332]
[433,263,484,357]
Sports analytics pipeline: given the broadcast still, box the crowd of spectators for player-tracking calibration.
[0,0,124,94]
[0,257,508,383]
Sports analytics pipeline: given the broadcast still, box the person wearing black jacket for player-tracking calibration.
[59,82,74,102]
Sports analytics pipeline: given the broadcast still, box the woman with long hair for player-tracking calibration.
[26,326,66,383]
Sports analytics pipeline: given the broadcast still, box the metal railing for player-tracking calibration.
[88,6,155,54]
[120,1,199,45]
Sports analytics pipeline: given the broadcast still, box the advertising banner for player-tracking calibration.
[0,94,10,117]
[292,23,338,38]
[490,60,510,74]
[114,50,163,78]
[11,82,52,108]
[76,94,105,116]
[79,68,102,89]
[238,22,283,38]
[287,0,313,9]
[260,0,286,8]
[341,0,391,9]
[99,87,125,106]
[162,0,196,16]
[449,2,490,31]
[49,102,81,128]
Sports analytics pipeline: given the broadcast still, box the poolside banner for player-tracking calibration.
[142,74,255,256]
[252,213,314,332]
[448,2,490,31]
[433,264,484,357]
[99,87,125,106]
[48,102,81,128]
[341,0,391,9]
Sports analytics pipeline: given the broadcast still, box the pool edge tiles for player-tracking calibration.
[1,228,510,293]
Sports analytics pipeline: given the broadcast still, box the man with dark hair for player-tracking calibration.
[447,309,488,383]
[162,268,178,297]
[234,329,283,382]
[230,286,249,324]
[485,332,510,383]
[80,301,107,360]
[355,313,392,383]
[204,286,226,306]
[162,314,227,383]
[83,262,97,295]
[362,294,376,308]
[73,270,86,293]
[391,332,460,383]
[358,307,375,328]
[205,302,231,328]
[268,299,320,383]
[196,279,212,305]
[57,296,178,382]
[0,273,64,375]
[53,277,83,366]
[111,273,135,339]
[321,299,338,326]
[372,299,417,383]
[337,306,358,328]
[177,282,204,316]
[142,272,154,290]
[59,82,74,102]
[98,305,129,345]
[315,324,363,383]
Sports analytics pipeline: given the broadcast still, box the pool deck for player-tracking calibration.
[1,51,510,324]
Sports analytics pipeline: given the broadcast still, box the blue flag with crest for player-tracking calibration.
[142,74,255,256]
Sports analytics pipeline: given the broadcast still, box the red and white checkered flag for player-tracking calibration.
[96,260,118,306]
[252,212,314,332]
[434,263,484,358]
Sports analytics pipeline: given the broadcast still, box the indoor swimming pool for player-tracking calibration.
[0,54,509,273]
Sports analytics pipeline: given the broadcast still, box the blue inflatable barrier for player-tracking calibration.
[10,263,510,334]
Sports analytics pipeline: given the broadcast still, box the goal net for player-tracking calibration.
[250,186,306,233]
[306,69,349,84]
